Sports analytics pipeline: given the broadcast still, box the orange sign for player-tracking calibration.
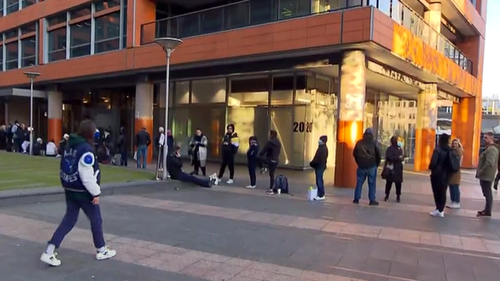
[392,24,480,96]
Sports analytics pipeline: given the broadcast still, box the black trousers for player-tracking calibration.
[193,160,206,176]
[218,154,235,179]
[430,176,447,212]
[385,181,402,196]
[260,158,278,190]
[480,180,493,214]
[248,161,257,186]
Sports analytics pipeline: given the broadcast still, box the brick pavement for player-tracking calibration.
[0,169,500,281]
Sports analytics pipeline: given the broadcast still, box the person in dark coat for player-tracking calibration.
[245,136,259,189]
[259,130,282,194]
[117,127,127,167]
[384,136,404,202]
[310,135,329,201]
[0,125,6,150]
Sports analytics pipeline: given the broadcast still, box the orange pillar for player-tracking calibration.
[452,98,481,168]
[47,91,63,143]
[414,84,438,172]
[334,50,366,188]
[127,0,156,47]
[135,82,154,164]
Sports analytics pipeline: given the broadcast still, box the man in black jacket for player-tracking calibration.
[353,128,381,206]
[135,127,151,169]
[428,133,453,218]
[216,124,239,184]
[259,130,282,194]
[117,127,127,167]
[167,146,216,188]
[310,135,329,201]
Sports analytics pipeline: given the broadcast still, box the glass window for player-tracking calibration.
[0,1,4,17]
[347,0,362,7]
[5,29,18,40]
[70,5,91,19]
[21,23,36,35]
[378,0,391,16]
[94,0,120,12]
[95,12,120,53]
[5,42,18,70]
[199,8,223,34]
[229,76,269,106]
[48,13,67,26]
[0,45,3,71]
[48,27,67,62]
[21,36,36,67]
[224,1,249,29]
[6,0,19,14]
[178,14,200,38]
[278,0,310,19]
[271,75,294,105]
[122,5,127,48]
[175,81,190,104]
[250,0,277,25]
[270,107,292,165]
[70,20,91,58]
[191,78,226,104]
[22,0,37,8]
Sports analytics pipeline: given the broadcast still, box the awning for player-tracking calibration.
[0,88,46,98]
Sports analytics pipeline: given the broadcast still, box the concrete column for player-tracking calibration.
[452,98,481,168]
[414,84,438,172]
[424,1,441,48]
[47,91,63,143]
[334,50,366,188]
[135,82,154,164]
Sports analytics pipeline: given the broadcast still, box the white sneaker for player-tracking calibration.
[430,209,444,217]
[245,185,256,189]
[226,179,234,184]
[40,252,61,267]
[314,196,325,201]
[447,202,460,209]
[96,247,116,261]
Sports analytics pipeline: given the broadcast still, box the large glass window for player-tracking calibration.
[48,27,67,62]
[6,0,19,14]
[21,36,36,67]
[271,75,294,105]
[70,5,91,19]
[22,0,37,8]
[191,79,226,104]
[95,0,120,12]
[5,29,18,40]
[224,1,249,29]
[70,20,91,58]
[250,0,277,25]
[278,0,310,19]
[0,1,4,16]
[21,23,36,35]
[5,42,18,70]
[229,77,269,106]
[199,8,223,34]
[122,2,127,48]
[95,12,120,53]
[47,13,67,26]
[175,81,190,104]
[0,45,3,71]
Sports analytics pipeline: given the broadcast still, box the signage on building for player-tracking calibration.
[438,91,460,103]
[292,122,313,133]
[367,61,422,88]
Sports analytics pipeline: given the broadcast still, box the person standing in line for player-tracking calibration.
[135,127,151,169]
[428,133,453,218]
[166,129,174,154]
[259,130,282,194]
[383,136,404,203]
[245,136,260,189]
[447,138,463,209]
[189,128,208,176]
[492,139,500,191]
[157,127,165,172]
[310,135,329,201]
[353,128,381,206]
[216,124,239,185]
[117,127,127,167]
[475,132,499,217]
[40,120,116,267]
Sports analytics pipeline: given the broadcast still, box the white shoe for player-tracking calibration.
[314,196,325,201]
[226,179,234,184]
[245,185,256,189]
[430,209,444,217]
[40,252,61,267]
[447,202,460,209]
[96,247,116,261]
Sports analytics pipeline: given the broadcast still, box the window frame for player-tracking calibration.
[93,9,121,54]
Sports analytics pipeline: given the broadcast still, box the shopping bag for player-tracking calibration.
[133,150,137,161]
[308,186,317,201]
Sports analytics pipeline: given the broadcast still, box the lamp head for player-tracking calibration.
[155,37,183,52]
[24,71,41,80]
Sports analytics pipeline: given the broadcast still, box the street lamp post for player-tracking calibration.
[155,37,183,180]
[24,71,41,156]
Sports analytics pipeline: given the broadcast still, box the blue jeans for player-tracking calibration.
[178,172,211,188]
[354,167,377,202]
[315,167,326,197]
[120,151,128,166]
[449,184,460,203]
[136,145,148,169]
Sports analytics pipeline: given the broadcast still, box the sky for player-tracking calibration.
[482,1,497,99]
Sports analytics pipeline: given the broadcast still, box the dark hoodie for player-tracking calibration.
[429,143,452,181]
[247,137,259,163]
[221,124,239,157]
[353,130,381,169]
[259,135,281,162]
[310,136,329,169]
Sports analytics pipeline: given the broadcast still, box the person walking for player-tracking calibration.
[353,128,381,206]
[447,138,463,209]
[428,134,453,218]
[135,127,151,169]
[258,130,282,194]
[383,136,404,203]
[310,135,329,201]
[216,124,239,184]
[245,136,260,189]
[157,127,165,172]
[189,128,208,176]
[476,132,499,217]
[40,120,116,267]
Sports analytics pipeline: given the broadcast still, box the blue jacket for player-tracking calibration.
[60,134,101,199]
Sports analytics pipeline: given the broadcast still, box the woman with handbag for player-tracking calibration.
[383,136,404,202]
[447,138,463,209]
[188,128,208,176]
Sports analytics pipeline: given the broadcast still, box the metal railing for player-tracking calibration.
[140,0,472,74]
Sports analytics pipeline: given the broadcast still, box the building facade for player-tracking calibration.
[0,0,487,187]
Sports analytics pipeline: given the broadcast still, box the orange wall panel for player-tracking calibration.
[127,0,156,47]
[48,118,63,144]
[452,98,481,168]
[414,128,436,172]
[334,120,363,188]
[371,8,394,50]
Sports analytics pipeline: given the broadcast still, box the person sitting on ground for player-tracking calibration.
[97,143,110,164]
[167,145,216,188]
[31,138,44,156]
[46,139,58,157]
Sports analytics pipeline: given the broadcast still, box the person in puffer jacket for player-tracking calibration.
[216,124,239,185]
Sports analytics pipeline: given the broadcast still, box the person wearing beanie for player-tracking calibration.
[245,136,260,189]
[310,135,329,200]
[259,130,282,194]
[216,124,239,184]
[353,128,381,206]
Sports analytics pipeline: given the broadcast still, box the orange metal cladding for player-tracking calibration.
[48,118,63,144]
[134,118,153,164]
[334,120,363,188]
[452,98,481,168]
[414,128,436,172]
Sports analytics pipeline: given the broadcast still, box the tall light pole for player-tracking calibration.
[155,37,183,180]
[24,71,40,156]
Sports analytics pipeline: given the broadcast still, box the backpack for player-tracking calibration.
[448,150,460,173]
[273,175,289,194]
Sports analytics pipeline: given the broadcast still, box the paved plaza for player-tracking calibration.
[1,168,500,281]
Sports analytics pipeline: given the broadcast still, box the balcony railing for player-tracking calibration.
[140,0,472,74]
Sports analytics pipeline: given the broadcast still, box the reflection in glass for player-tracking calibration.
[200,8,223,34]
[191,79,226,104]
[22,0,37,8]
[270,107,292,165]
[224,1,249,29]
[94,0,120,12]
[47,13,67,26]
[6,0,19,14]
[70,5,91,19]
[5,29,18,40]
[229,77,269,107]
[378,0,391,16]
[179,14,199,37]
[228,107,269,163]
[250,0,277,25]
[189,107,226,159]
[5,42,18,70]
[278,0,310,19]
[175,81,190,104]
[0,46,3,71]
[271,75,294,105]
[70,20,91,58]
[21,23,36,34]
[48,27,67,62]
[21,36,36,67]
[95,12,120,53]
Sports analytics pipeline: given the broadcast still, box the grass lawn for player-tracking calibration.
[0,151,153,191]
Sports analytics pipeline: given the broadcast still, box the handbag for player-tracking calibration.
[381,162,394,180]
